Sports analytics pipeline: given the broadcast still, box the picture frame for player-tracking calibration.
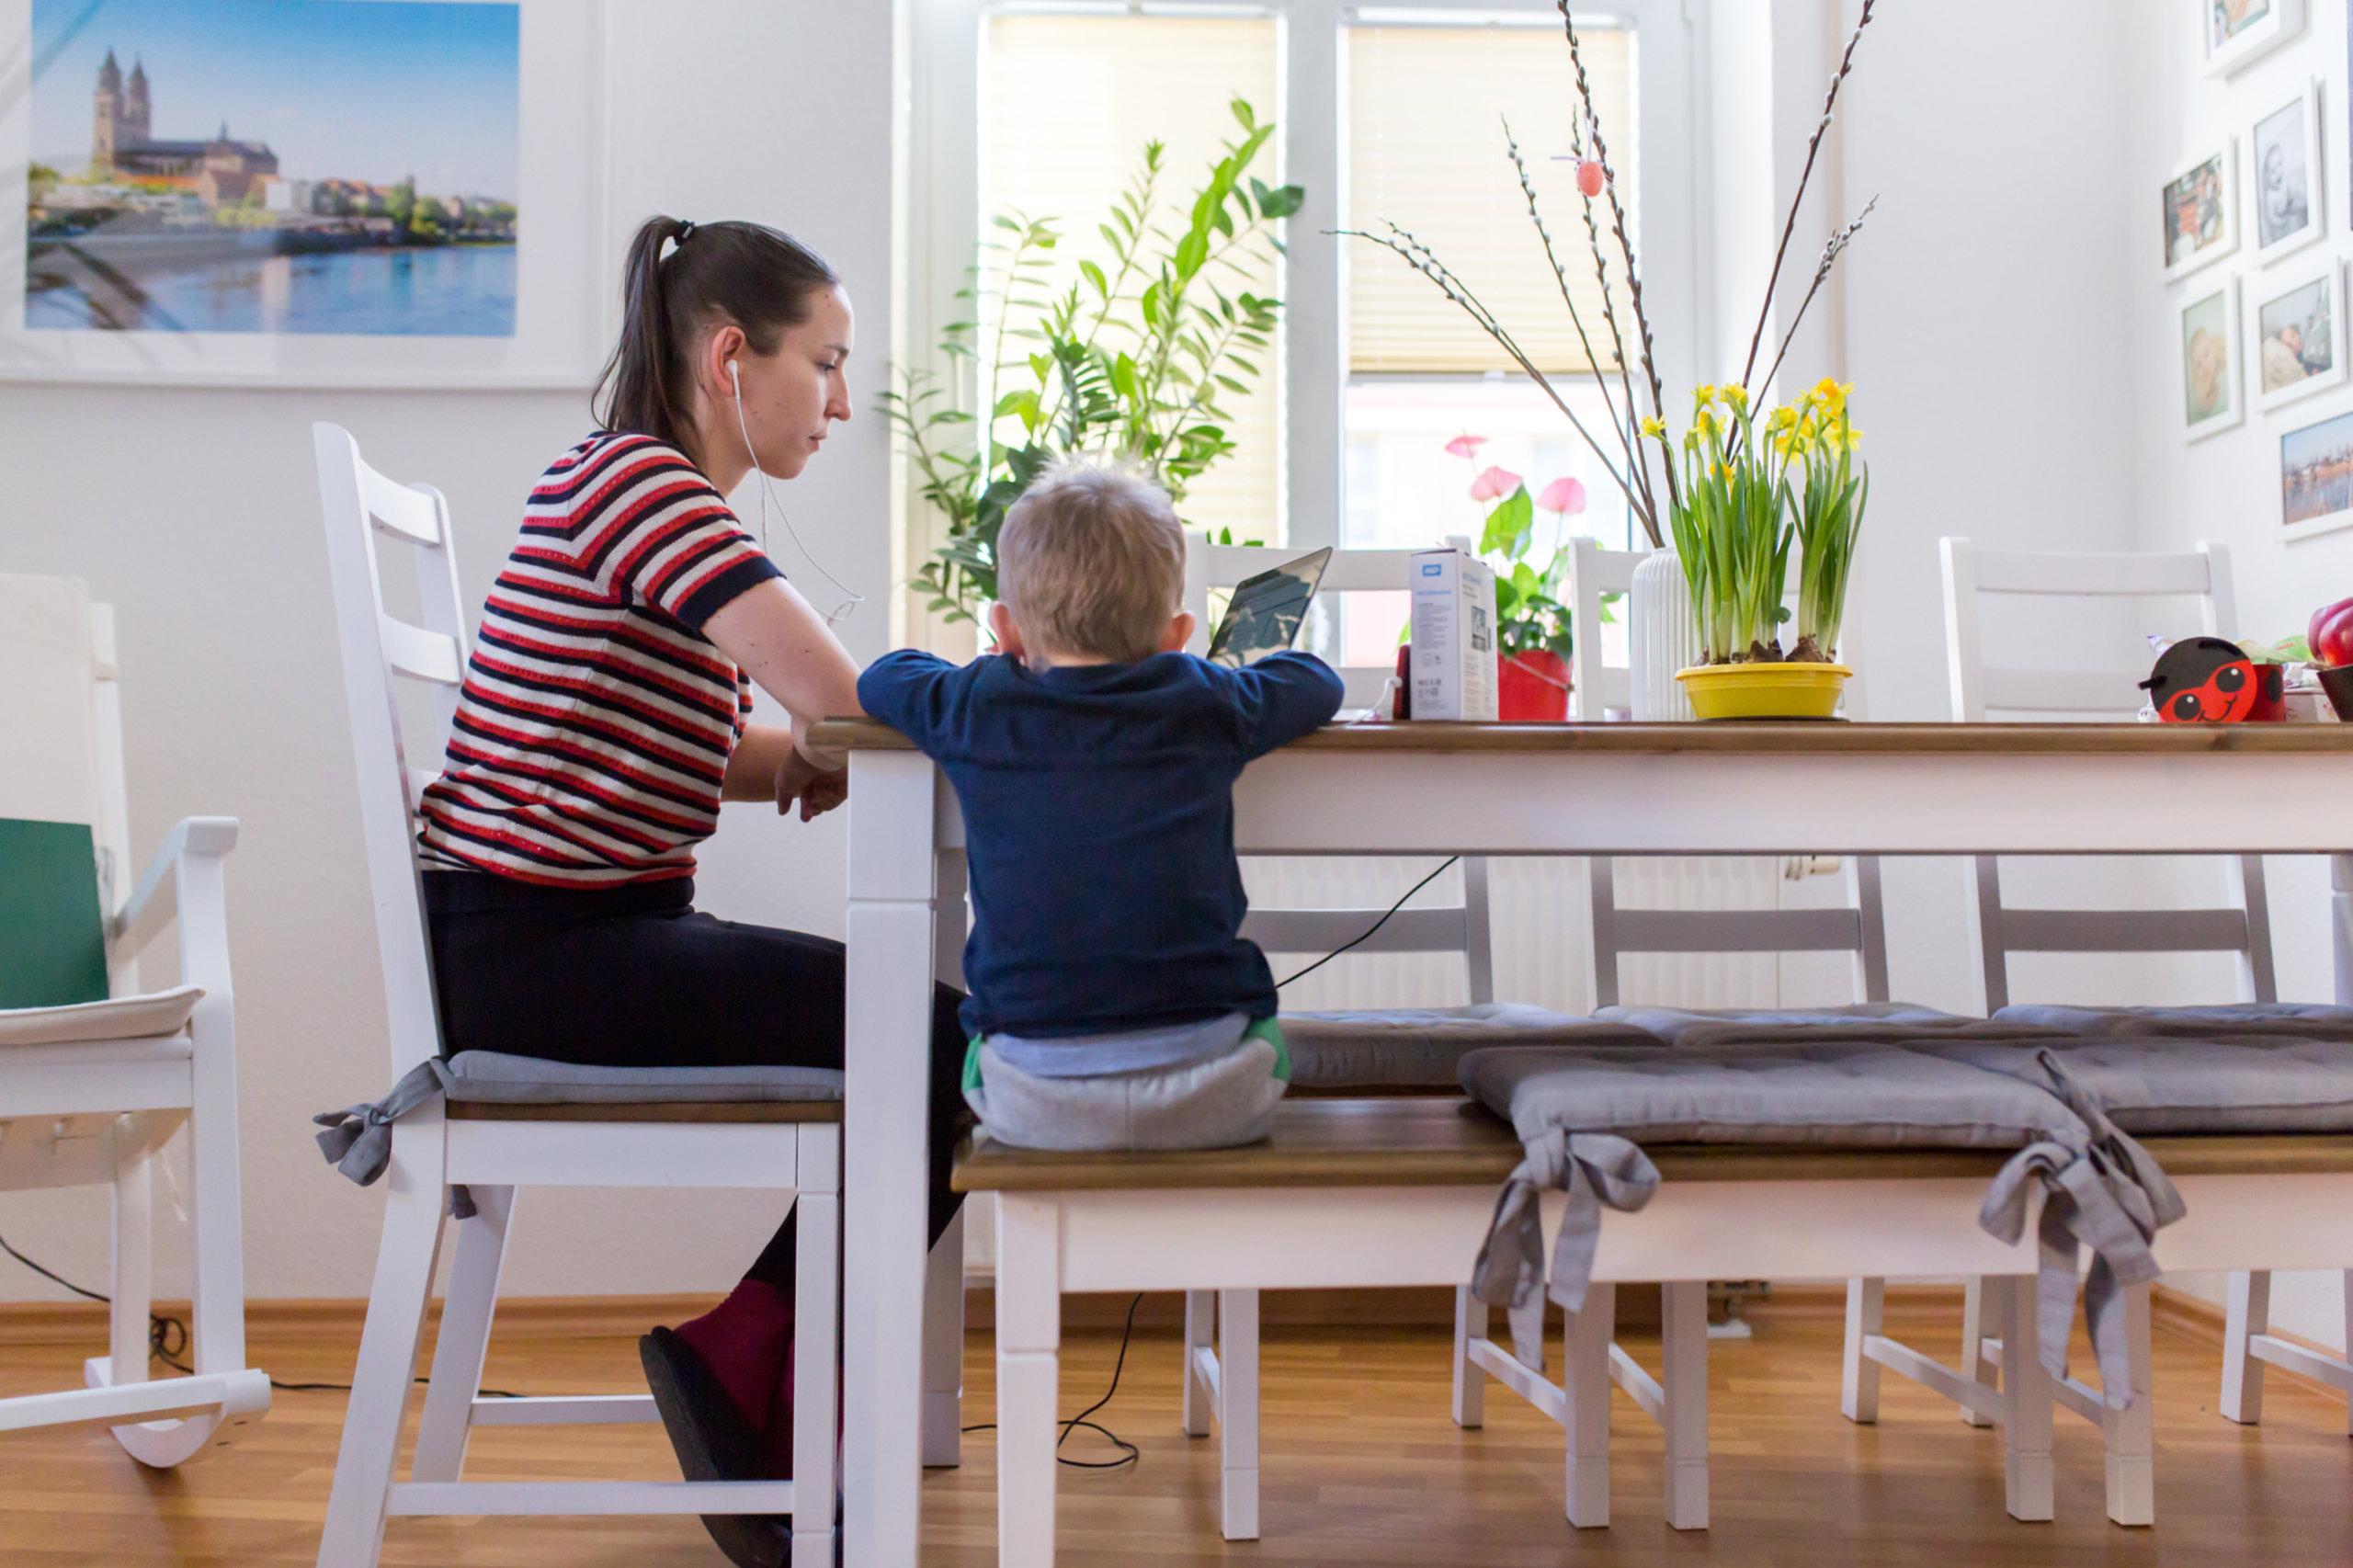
[2163,143,2239,280]
[2250,78,2325,261]
[2203,0,2304,78]
[0,0,610,389]
[2182,276,2246,440]
[2280,402,2353,540]
[2251,257,2347,411]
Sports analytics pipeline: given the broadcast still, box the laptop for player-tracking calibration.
[1204,547,1333,669]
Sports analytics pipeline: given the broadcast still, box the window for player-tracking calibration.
[982,11,1284,543]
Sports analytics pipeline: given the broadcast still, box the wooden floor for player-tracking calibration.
[1,1290,2347,1566]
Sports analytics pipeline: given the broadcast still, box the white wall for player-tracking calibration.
[2126,4,2350,1354]
[0,0,900,1303]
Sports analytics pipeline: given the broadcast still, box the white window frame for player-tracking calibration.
[901,0,1706,573]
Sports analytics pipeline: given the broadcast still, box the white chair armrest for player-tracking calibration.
[110,816,239,960]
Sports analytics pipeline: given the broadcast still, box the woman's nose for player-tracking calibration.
[828,373,852,423]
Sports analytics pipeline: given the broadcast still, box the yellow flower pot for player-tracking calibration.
[1675,661,1852,720]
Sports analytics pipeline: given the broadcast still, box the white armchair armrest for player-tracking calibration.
[110,817,239,961]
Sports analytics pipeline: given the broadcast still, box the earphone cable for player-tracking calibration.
[730,363,866,626]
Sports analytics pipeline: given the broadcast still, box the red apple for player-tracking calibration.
[2312,597,2353,668]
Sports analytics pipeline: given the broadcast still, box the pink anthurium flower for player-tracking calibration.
[1537,476,1588,515]
[1469,465,1523,502]
[1444,434,1488,460]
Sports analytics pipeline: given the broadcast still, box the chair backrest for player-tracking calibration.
[1586,854,1891,1010]
[313,423,471,1075]
[1568,538,1647,721]
[1938,536,2275,1009]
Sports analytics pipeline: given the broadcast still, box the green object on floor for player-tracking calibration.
[0,818,108,1009]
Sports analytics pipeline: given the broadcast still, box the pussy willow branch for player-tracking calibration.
[1740,0,1879,394]
[1558,3,1674,522]
[1337,222,1651,532]
[1501,120,1647,518]
[1756,195,1878,400]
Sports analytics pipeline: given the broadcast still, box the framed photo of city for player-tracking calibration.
[2279,403,2353,540]
[0,0,608,387]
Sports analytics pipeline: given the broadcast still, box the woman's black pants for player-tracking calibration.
[424,871,969,1284]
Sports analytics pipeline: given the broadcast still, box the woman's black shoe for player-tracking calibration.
[640,1326,794,1567]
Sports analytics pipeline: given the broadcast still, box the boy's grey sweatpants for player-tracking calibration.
[964,1036,1288,1152]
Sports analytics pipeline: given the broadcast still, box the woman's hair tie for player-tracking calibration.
[675,220,697,244]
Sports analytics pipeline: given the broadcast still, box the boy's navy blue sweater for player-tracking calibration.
[858,649,1345,1041]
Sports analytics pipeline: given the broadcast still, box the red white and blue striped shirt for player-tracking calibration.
[416,433,782,887]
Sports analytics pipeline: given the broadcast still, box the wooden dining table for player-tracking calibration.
[813,717,2353,1568]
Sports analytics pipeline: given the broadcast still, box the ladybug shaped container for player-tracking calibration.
[2139,636,2287,723]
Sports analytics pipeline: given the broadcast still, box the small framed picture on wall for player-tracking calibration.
[2163,144,2240,279]
[2252,259,2346,410]
[2204,0,2304,78]
[2280,403,2353,540]
[2183,277,2246,439]
[2251,80,2325,259]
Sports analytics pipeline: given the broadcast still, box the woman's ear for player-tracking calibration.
[700,322,747,403]
[1160,611,1197,654]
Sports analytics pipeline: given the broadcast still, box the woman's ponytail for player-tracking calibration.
[593,214,839,455]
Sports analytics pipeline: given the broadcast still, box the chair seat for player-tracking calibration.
[442,1050,844,1105]
[1280,1004,1656,1090]
[0,984,202,1048]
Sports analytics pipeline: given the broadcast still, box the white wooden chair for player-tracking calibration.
[1844,538,2281,1528]
[311,425,842,1567]
[0,574,267,1464]
[1568,537,1643,721]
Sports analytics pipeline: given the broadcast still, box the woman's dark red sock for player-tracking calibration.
[672,1210,800,1436]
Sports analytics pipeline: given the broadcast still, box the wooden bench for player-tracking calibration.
[955,1097,2353,1564]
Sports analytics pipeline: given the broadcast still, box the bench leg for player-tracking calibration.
[1999,1274,2054,1524]
[996,1195,1063,1568]
[1218,1289,1260,1541]
[922,1219,965,1469]
[2102,1281,2154,1528]
[1958,1276,1999,1427]
[1182,1291,1214,1437]
[1840,1278,1882,1424]
[412,1184,515,1483]
[2222,1269,2269,1425]
[1451,1286,1486,1429]
[1661,1281,1709,1531]
[794,1169,843,1566]
[1563,1284,1613,1529]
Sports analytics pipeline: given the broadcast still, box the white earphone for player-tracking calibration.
[730,357,864,626]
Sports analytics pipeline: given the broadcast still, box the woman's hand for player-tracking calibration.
[776,746,849,821]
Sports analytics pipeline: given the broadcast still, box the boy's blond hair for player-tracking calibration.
[997,460,1186,664]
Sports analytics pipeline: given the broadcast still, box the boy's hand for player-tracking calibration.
[776,749,850,822]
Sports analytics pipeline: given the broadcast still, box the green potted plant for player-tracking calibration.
[882,99,1302,628]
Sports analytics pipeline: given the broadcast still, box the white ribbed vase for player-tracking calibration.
[1630,549,1702,722]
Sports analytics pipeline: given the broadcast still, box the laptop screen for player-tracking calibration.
[1205,548,1333,669]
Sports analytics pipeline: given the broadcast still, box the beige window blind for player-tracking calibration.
[1348,19,1637,377]
[983,13,1283,540]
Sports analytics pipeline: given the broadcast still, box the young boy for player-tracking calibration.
[858,460,1344,1151]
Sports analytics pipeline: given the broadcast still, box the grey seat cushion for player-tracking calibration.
[1932,1035,2353,1134]
[1593,1002,2040,1050]
[443,1051,844,1104]
[1281,1004,1657,1089]
[1992,1002,2353,1041]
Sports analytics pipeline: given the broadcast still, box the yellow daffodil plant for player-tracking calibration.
[1785,379,1868,664]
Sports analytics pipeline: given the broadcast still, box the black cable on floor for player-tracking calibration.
[1275,856,1461,989]
[0,1227,520,1397]
[962,1290,1143,1471]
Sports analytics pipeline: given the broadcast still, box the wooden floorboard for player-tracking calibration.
[0,1290,2346,1565]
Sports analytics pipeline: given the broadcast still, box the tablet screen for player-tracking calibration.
[1205,548,1333,668]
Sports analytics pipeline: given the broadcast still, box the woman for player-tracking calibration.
[416,215,967,1568]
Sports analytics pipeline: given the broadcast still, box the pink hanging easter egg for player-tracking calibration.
[1575,160,1608,199]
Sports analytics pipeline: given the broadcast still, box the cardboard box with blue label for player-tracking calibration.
[1408,548,1498,722]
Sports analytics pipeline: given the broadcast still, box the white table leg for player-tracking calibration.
[2102,1281,2154,1528]
[843,752,942,1568]
[1451,1286,1487,1429]
[2222,1268,2270,1425]
[1218,1289,1260,1541]
[1564,1285,1614,1529]
[1660,1281,1709,1531]
[2000,1275,2054,1523]
[1840,1277,1882,1424]
[996,1195,1063,1568]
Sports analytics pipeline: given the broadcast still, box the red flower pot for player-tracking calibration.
[1498,649,1571,722]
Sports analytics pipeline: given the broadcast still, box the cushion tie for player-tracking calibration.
[1471,1128,1659,1366]
[312,1060,473,1218]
